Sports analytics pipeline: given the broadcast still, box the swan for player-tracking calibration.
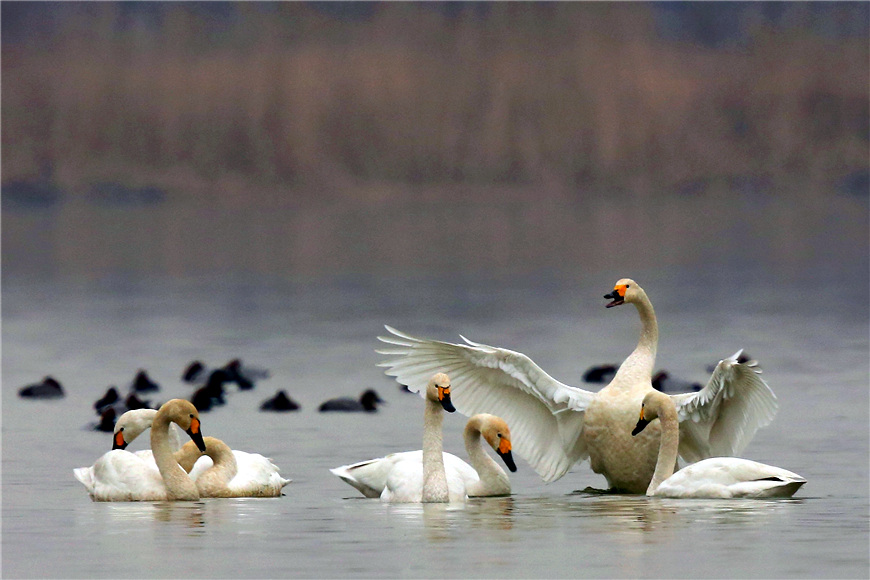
[377,278,778,493]
[74,399,206,501]
[331,413,517,500]
[632,390,805,498]
[330,373,457,502]
[176,436,291,498]
[108,408,284,485]
[318,389,385,412]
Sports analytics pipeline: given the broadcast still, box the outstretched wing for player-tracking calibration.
[671,350,778,463]
[377,326,595,482]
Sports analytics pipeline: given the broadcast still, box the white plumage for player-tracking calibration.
[377,278,778,493]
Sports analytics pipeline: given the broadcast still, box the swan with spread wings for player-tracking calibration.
[377,279,778,493]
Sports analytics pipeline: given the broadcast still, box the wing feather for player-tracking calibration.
[377,326,595,482]
[672,350,777,463]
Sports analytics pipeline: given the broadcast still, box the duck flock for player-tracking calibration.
[19,278,806,502]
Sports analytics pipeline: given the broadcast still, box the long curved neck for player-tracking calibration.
[195,438,238,498]
[464,419,510,497]
[175,441,205,473]
[615,293,658,385]
[421,398,449,503]
[151,413,199,500]
[647,397,680,496]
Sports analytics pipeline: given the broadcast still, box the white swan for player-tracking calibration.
[74,399,206,501]
[108,408,290,489]
[377,278,778,493]
[178,436,291,498]
[331,373,459,502]
[632,390,805,498]
[331,412,516,500]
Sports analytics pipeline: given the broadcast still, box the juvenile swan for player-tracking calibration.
[377,279,778,493]
[632,390,805,498]
[331,413,517,500]
[177,436,291,498]
[74,399,206,501]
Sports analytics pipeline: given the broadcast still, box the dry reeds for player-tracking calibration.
[2,3,867,198]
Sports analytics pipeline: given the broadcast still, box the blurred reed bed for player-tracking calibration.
[2,2,867,201]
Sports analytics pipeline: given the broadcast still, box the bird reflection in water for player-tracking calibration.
[104,501,207,532]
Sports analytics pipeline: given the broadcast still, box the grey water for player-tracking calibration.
[2,191,869,578]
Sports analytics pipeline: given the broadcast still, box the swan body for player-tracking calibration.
[332,413,516,500]
[99,408,283,486]
[74,399,206,501]
[178,437,291,498]
[377,278,778,493]
[633,390,805,498]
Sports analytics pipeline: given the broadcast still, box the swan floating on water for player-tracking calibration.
[105,408,291,494]
[331,412,516,501]
[333,373,476,503]
[377,278,778,493]
[632,390,805,498]
[74,399,206,501]
[177,436,291,498]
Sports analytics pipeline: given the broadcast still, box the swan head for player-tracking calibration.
[604,278,643,308]
[426,372,456,413]
[631,390,668,436]
[160,399,207,452]
[112,409,158,450]
[479,415,518,473]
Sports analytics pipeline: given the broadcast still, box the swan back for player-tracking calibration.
[633,391,805,498]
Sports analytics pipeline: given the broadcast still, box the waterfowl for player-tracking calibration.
[582,364,618,384]
[318,389,384,412]
[651,371,701,393]
[632,390,805,498]
[377,278,778,493]
[94,386,120,413]
[130,369,160,393]
[18,376,64,399]
[176,436,291,498]
[190,369,231,412]
[331,412,516,500]
[331,373,457,502]
[223,358,269,390]
[74,399,206,501]
[260,390,300,412]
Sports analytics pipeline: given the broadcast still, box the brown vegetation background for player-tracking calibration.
[2,2,868,202]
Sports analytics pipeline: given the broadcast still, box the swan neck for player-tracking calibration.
[421,397,448,503]
[151,412,199,500]
[634,292,658,360]
[647,398,679,495]
[464,419,509,496]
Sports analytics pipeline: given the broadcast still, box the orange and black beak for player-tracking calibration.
[497,438,517,472]
[438,385,456,413]
[604,285,627,308]
[186,417,207,452]
[631,407,650,436]
[112,430,128,450]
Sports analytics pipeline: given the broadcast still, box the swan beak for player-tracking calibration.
[632,407,651,436]
[112,430,128,450]
[186,417,207,452]
[497,439,517,472]
[438,385,456,413]
[604,286,626,308]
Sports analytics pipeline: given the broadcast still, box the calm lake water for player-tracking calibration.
[2,190,869,578]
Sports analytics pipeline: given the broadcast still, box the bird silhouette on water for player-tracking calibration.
[318,389,384,412]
